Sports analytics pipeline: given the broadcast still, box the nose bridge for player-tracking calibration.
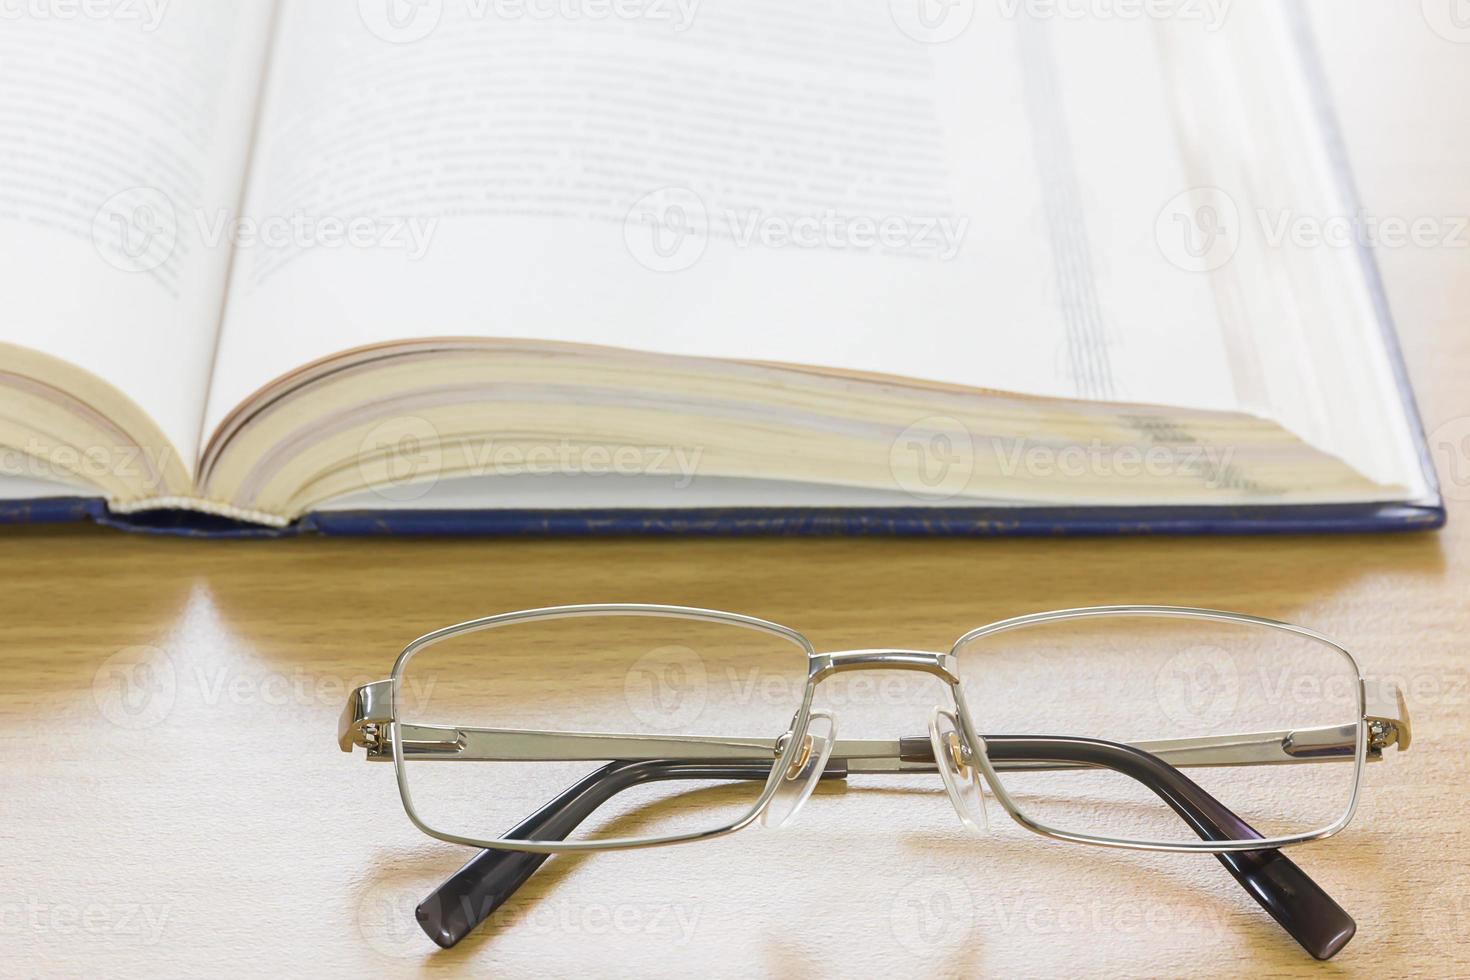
[811,648,958,684]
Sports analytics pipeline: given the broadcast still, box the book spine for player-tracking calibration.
[301,503,1445,538]
[106,496,291,528]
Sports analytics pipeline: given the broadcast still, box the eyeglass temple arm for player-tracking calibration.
[414,759,848,950]
[956,736,1355,961]
[412,736,1353,960]
[338,683,1412,767]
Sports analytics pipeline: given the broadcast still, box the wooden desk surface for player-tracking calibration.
[4,6,1469,978]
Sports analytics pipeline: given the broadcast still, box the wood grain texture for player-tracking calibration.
[3,5,1469,977]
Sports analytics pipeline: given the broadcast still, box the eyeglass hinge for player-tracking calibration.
[1366,719,1398,759]
[339,680,394,756]
[1364,684,1412,760]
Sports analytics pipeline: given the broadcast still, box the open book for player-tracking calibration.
[0,2,1443,536]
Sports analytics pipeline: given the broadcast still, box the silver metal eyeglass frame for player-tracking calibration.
[341,603,1411,858]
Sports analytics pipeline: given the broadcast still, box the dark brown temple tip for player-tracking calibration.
[1234,849,1355,960]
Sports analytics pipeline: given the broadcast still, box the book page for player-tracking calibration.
[0,3,275,473]
[1155,2,1429,496]
[205,1,1239,439]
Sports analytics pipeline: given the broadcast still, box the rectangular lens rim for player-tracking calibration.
[389,603,818,854]
[948,605,1369,853]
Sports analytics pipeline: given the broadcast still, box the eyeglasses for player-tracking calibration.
[339,605,1410,960]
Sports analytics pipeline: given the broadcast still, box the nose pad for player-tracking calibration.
[929,707,990,835]
[761,710,837,829]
